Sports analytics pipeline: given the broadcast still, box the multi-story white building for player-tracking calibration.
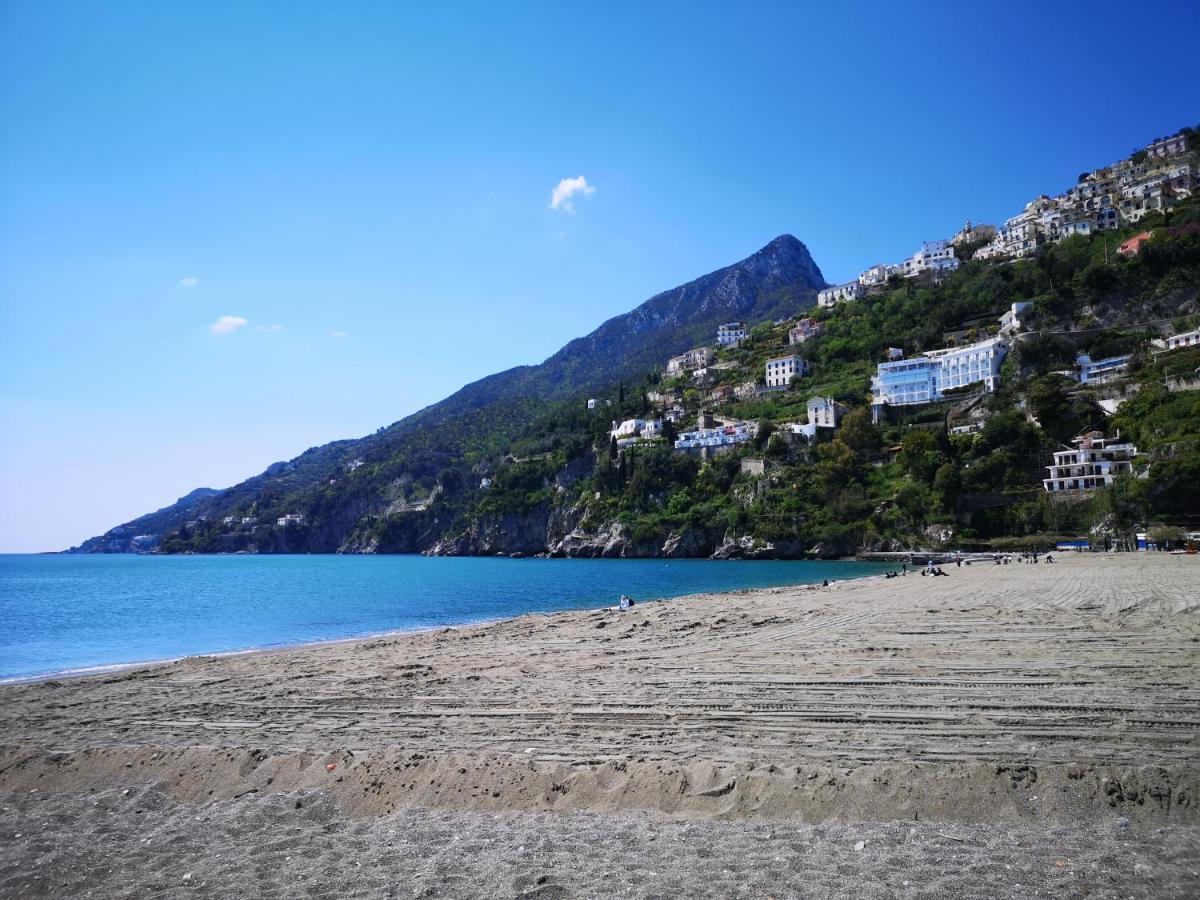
[996,213,1043,257]
[817,281,865,307]
[1076,353,1131,384]
[858,263,901,287]
[1043,432,1138,493]
[1147,134,1189,159]
[1058,214,1094,240]
[924,337,1008,392]
[717,322,746,346]
[666,346,714,375]
[807,396,846,429]
[870,357,941,417]
[871,336,1008,421]
[765,354,809,387]
[903,240,959,277]
[788,317,823,345]
[277,513,305,528]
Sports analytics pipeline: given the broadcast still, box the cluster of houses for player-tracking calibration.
[819,233,982,309]
[595,133,1199,481]
[814,131,1195,311]
[975,132,1194,260]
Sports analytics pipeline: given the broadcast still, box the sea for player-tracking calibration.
[0,554,891,682]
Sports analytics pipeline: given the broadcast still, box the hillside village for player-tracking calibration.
[604,128,1199,469]
[93,125,1200,559]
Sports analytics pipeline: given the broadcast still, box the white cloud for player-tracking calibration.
[178,277,200,288]
[257,323,284,333]
[550,175,595,212]
[329,329,349,339]
[210,315,248,335]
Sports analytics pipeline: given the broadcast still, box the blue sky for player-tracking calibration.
[1,1,1197,552]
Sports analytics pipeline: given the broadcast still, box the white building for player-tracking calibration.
[717,322,746,346]
[610,418,663,440]
[923,337,1008,393]
[807,396,846,429]
[666,346,714,375]
[903,240,959,277]
[858,263,901,287]
[1165,327,1200,351]
[999,301,1032,335]
[277,513,305,528]
[1043,432,1138,493]
[994,213,1043,258]
[871,337,1008,420]
[1076,353,1131,384]
[817,281,865,307]
[765,354,809,387]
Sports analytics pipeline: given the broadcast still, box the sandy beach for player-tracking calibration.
[2,553,1198,897]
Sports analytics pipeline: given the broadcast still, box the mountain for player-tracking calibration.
[69,235,826,553]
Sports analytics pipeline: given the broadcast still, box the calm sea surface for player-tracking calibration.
[0,554,890,681]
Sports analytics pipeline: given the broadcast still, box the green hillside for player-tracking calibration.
[159,194,1200,557]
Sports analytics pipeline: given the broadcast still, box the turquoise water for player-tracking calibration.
[0,554,889,681]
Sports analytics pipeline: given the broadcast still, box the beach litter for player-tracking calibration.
[325,763,337,772]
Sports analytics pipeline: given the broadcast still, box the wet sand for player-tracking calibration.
[2,553,1198,897]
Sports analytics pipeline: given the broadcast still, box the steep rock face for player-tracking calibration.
[426,506,553,557]
[71,236,826,555]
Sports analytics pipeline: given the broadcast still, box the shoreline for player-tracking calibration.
[0,558,889,686]
[3,553,1198,896]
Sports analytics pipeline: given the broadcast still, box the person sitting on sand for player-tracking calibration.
[619,594,633,611]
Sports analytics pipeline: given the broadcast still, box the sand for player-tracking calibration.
[1,553,1198,897]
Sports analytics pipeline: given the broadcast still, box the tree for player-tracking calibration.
[753,419,775,450]
[838,407,881,459]
[932,462,962,511]
[898,430,944,482]
[662,419,678,445]
[1097,475,1150,551]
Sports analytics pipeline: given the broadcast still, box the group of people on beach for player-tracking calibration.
[991,552,1054,565]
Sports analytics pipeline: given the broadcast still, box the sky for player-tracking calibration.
[1,1,1197,552]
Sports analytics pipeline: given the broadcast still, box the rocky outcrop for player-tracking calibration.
[661,527,719,558]
[426,505,552,557]
[711,535,805,560]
